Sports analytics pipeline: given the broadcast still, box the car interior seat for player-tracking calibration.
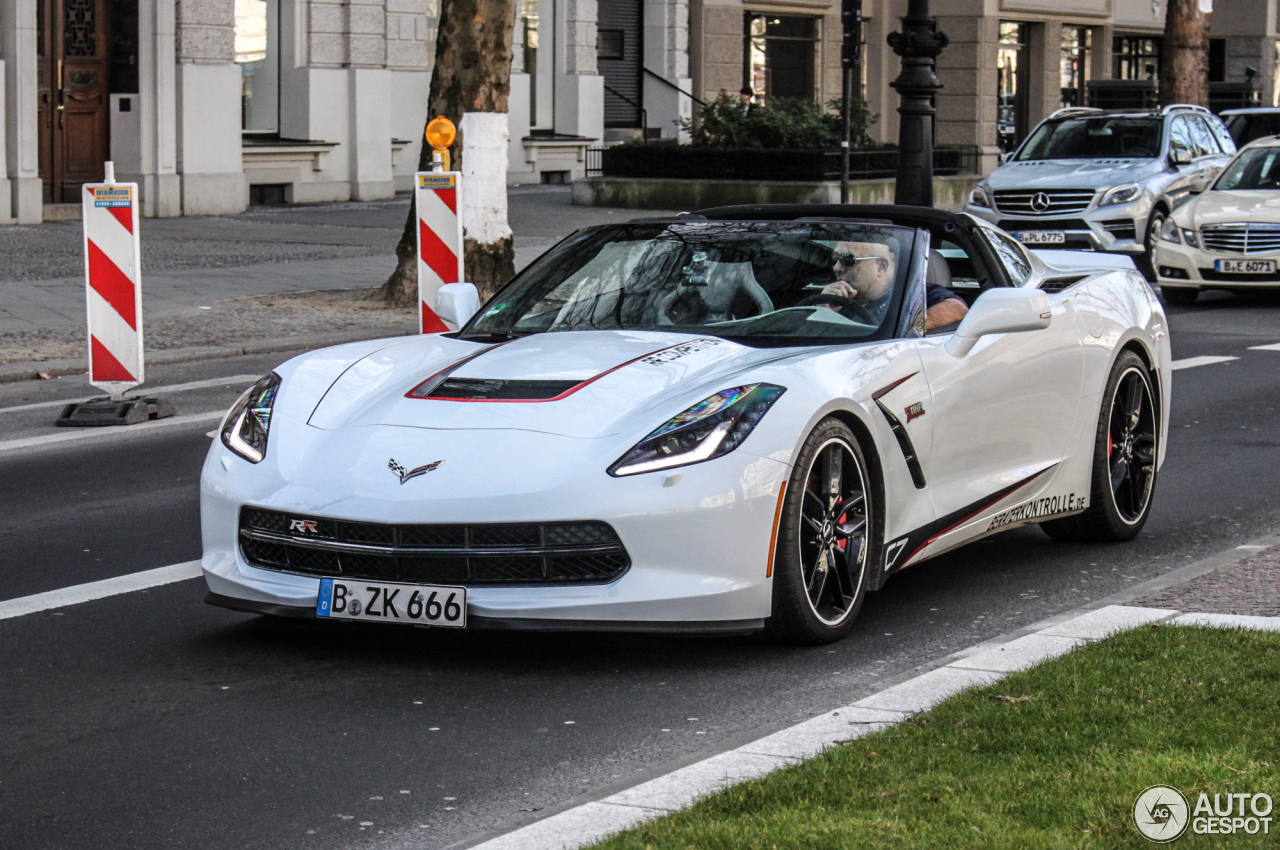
[657,259,774,324]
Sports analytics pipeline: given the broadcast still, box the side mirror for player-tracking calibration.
[945,288,1052,357]
[1172,147,1193,166]
[436,282,481,329]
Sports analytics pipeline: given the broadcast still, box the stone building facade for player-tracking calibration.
[3,0,1279,223]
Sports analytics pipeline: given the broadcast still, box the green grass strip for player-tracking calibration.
[591,625,1280,849]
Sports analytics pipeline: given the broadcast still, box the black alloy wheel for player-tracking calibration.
[1042,351,1158,542]
[768,418,875,644]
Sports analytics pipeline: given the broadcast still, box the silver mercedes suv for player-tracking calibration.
[965,105,1236,276]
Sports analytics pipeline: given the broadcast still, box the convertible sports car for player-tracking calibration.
[202,204,1171,644]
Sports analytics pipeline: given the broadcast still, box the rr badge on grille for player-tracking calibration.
[389,458,444,484]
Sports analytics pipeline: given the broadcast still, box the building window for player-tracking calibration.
[998,22,1028,153]
[743,14,819,103]
[1060,27,1090,108]
[1112,35,1160,81]
[522,0,554,131]
[1209,38,1226,83]
[236,0,278,132]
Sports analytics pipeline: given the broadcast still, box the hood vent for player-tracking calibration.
[426,377,583,401]
[1039,275,1087,293]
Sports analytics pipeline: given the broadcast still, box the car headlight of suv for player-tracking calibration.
[1100,183,1143,207]
[969,186,992,208]
[608,384,786,477]
[220,373,281,463]
[1158,218,1182,244]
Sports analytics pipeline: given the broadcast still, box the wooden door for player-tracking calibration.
[37,0,111,203]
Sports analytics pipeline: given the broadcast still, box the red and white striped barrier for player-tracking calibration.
[81,167,144,398]
[415,171,464,333]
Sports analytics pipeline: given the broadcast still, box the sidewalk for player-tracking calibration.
[458,535,1280,850]
[0,187,679,379]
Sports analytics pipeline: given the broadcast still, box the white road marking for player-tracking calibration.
[1171,355,1238,371]
[0,561,203,621]
[0,374,259,415]
[0,411,224,454]
[1248,342,1280,351]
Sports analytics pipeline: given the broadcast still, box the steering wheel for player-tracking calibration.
[796,293,877,325]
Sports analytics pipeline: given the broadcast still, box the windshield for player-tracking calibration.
[1015,116,1163,161]
[462,221,917,347]
[1214,146,1280,191]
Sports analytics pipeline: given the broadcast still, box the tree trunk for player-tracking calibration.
[1160,0,1210,107]
[381,0,516,307]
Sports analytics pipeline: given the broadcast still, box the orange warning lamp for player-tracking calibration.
[426,115,456,171]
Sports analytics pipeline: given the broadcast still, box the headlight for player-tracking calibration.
[969,186,992,208]
[608,384,786,477]
[220,373,281,463]
[1100,183,1143,207]
[1158,218,1181,244]
[1182,229,1199,248]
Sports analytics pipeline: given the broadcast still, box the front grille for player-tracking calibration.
[238,508,631,586]
[996,218,1091,232]
[1199,269,1280,282]
[1200,224,1280,255]
[1101,219,1137,241]
[993,189,1096,216]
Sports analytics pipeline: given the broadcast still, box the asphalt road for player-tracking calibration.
[2,290,1279,850]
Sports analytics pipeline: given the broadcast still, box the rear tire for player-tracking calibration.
[1160,285,1199,306]
[1041,351,1158,543]
[766,418,876,645]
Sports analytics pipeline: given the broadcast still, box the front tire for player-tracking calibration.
[1042,351,1158,542]
[767,418,876,645]
[1138,210,1167,282]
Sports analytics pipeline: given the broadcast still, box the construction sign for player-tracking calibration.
[81,180,144,397]
[415,172,464,333]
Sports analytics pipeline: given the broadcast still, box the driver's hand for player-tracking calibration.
[822,281,857,299]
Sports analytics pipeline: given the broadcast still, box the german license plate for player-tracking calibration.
[1216,259,1276,274]
[1016,231,1065,245]
[317,578,466,628]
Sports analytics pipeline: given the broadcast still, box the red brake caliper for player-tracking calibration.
[836,513,847,551]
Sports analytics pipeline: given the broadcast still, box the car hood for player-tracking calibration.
[303,330,798,439]
[1179,190,1280,227]
[985,157,1162,192]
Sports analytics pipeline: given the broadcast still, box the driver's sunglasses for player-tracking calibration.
[833,252,881,268]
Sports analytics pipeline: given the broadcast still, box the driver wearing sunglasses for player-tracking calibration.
[821,240,968,331]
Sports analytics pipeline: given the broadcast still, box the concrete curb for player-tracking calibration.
[0,328,416,384]
[449,535,1280,850]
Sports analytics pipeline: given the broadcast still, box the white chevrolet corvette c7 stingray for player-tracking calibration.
[201,204,1171,644]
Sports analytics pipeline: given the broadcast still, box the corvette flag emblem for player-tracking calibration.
[389,458,444,484]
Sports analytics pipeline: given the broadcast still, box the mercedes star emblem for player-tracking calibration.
[1030,192,1052,213]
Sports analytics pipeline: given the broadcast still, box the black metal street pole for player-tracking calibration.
[840,0,862,203]
[887,0,948,207]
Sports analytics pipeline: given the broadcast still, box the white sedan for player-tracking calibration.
[1156,136,1280,304]
[201,205,1171,644]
